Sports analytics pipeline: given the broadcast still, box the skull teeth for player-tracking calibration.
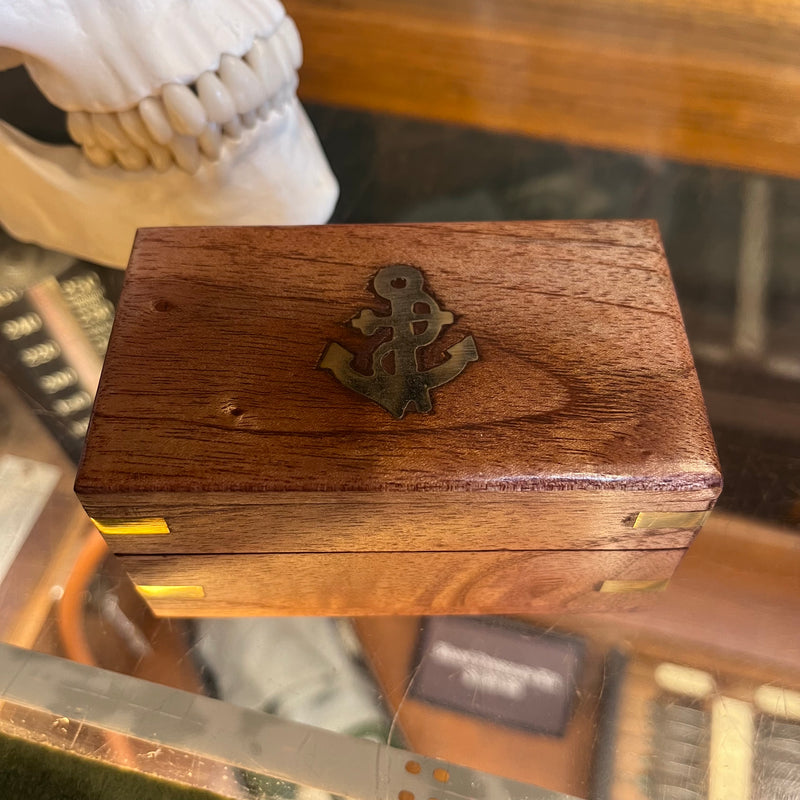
[223,115,243,140]
[198,123,223,160]
[138,97,173,145]
[168,135,201,174]
[91,113,130,151]
[116,109,153,150]
[218,54,268,115]
[65,16,300,174]
[162,83,208,137]
[144,141,173,173]
[83,144,114,168]
[245,38,285,99]
[114,146,149,171]
[195,72,236,124]
[277,17,303,71]
[66,111,93,146]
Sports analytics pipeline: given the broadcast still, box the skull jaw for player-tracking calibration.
[0,99,338,268]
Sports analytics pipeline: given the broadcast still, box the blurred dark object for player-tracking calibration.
[410,617,584,737]
[0,65,68,144]
[0,234,117,463]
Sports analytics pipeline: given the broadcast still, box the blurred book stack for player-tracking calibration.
[0,233,114,462]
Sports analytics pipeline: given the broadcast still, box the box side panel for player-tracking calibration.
[78,488,719,554]
[119,548,685,616]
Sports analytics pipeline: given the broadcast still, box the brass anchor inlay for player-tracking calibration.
[320,265,478,418]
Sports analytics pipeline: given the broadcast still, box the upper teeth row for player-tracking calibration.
[65,16,302,174]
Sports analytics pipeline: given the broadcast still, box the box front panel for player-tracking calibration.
[82,489,716,554]
[75,222,721,617]
[121,548,685,617]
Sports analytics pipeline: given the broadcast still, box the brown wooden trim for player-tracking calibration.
[121,548,684,616]
[289,0,800,176]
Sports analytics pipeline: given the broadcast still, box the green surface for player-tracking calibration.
[0,730,227,800]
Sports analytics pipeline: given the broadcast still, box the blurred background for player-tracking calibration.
[1,1,799,799]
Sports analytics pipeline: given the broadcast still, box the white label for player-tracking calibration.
[0,455,61,584]
[430,640,564,700]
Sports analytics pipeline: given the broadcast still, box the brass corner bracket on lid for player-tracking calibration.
[633,510,711,530]
[598,579,670,593]
[135,585,205,600]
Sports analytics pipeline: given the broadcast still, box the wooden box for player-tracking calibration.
[75,221,721,617]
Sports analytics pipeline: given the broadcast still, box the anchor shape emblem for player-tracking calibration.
[320,264,478,418]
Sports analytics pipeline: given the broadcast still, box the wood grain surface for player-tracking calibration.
[119,548,683,617]
[76,221,720,614]
[80,489,713,555]
[288,0,800,177]
[77,222,719,499]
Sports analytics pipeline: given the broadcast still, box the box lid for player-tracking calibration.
[76,221,720,554]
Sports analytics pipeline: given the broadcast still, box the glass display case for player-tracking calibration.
[1,2,799,798]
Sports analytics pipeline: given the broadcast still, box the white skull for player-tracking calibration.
[0,0,338,267]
